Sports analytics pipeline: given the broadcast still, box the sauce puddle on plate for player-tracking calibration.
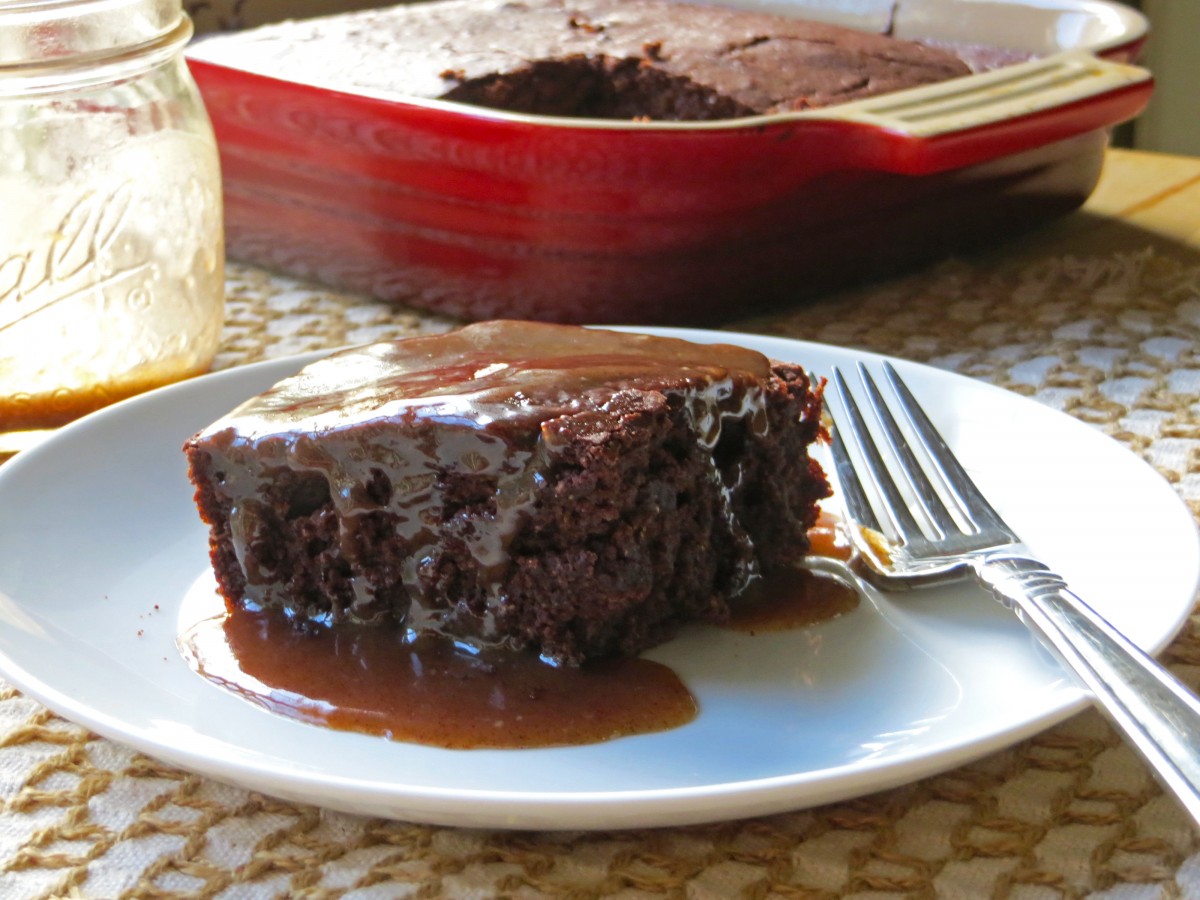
[726,566,858,633]
[180,605,697,749]
[179,517,860,749]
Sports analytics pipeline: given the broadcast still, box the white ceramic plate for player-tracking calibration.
[0,329,1195,830]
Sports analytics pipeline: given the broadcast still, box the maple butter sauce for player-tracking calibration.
[182,607,697,750]
[727,514,858,634]
[179,513,859,750]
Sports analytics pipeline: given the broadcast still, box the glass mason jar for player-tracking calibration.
[0,0,223,457]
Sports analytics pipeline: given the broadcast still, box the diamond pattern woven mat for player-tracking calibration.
[2,244,1199,898]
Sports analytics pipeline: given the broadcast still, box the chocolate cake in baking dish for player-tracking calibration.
[188,0,973,120]
[184,321,830,664]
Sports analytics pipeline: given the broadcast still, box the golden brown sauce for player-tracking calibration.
[181,606,697,749]
[805,511,854,563]
[727,566,859,633]
[206,320,773,441]
[180,512,860,749]
[1,361,208,431]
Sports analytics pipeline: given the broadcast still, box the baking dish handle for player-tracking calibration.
[825,51,1154,175]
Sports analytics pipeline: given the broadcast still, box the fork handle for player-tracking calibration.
[977,555,1200,826]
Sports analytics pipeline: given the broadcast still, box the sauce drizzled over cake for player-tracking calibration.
[182,321,839,746]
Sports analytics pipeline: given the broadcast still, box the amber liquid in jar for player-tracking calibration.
[0,2,224,458]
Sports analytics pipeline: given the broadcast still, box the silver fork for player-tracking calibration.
[828,360,1200,827]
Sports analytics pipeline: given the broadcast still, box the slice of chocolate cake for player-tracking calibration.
[187,0,973,121]
[184,321,829,664]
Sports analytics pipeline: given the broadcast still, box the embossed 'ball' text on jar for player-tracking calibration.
[0,0,223,457]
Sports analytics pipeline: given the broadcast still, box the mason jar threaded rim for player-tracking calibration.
[0,7,190,96]
[0,0,184,66]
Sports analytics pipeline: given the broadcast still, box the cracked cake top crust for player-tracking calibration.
[189,0,973,119]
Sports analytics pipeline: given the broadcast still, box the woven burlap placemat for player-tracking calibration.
[2,244,1199,898]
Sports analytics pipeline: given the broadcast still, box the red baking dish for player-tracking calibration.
[186,0,1153,324]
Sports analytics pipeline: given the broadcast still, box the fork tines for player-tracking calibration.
[828,362,1017,557]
